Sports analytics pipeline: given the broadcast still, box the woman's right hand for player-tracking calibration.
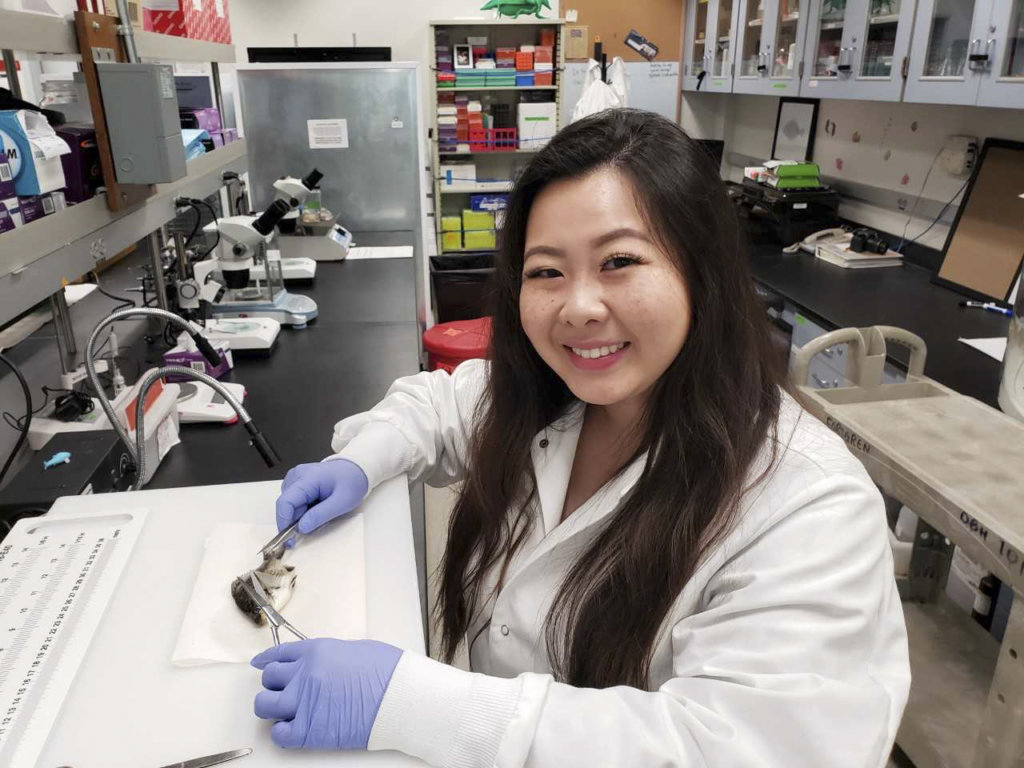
[275,459,370,535]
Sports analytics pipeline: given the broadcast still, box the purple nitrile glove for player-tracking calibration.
[252,638,403,750]
[276,459,369,537]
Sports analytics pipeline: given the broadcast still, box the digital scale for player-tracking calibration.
[0,510,146,768]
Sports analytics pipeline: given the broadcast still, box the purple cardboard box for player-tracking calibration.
[56,124,101,204]
[181,107,222,135]
[16,191,66,225]
[0,202,15,234]
[18,195,45,224]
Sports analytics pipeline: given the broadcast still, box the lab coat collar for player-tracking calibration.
[517,401,647,585]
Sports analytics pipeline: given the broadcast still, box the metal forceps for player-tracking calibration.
[237,571,308,646]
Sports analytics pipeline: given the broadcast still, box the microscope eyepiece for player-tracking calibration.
[252,199,292,236]
[302,168,324,191]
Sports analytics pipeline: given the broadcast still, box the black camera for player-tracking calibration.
[849,228,889,254]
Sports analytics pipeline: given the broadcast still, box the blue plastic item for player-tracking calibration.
[42,451,71,470]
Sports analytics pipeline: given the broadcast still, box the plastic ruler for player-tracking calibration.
[0,509,146,768]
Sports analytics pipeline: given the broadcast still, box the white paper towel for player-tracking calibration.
[172,518,366,666]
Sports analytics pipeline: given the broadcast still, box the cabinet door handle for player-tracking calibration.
[838,45,855,73]
[757,51,768,73]
[968,38,987,63]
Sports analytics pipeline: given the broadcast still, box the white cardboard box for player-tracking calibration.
[518,102,558,151]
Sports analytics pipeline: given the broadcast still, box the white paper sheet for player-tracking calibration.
[172,519,366,666]
[958,337,1008,362]
[346,246,413,260]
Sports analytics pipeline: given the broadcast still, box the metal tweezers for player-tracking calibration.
[236,571,307,646]
[257,520,300,562]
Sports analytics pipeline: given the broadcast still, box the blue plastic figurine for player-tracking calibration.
[43,451,71,470]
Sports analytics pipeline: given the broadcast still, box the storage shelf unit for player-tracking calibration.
[1,141,248,323]
[429,19,564,260]
[0,6,239,327]
[0,8,235,62]
[442,84,558,91]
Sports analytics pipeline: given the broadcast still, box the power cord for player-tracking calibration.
[177,196,221,261]
[86,270,135,310]
[895,178,970,252]
[0,352,32,487]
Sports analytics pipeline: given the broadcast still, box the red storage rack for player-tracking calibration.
[468,128,519,152]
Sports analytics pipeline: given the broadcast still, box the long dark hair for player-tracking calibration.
[438,109,787,689]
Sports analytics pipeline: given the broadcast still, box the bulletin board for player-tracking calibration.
[935,139,1024,304]
[565,0,682,62]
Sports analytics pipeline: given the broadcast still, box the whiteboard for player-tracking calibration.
[560,61,679,125]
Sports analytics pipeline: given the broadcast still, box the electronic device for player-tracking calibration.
[94,62,187,184]
[194,200,319,328]
[735,178,842,245]
[199,318,281,354]
[850,228,889,254]
[0,431,136,529]
[176,381,247,424]
[782,227,849,255]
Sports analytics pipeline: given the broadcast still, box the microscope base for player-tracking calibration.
[208,290,319,329]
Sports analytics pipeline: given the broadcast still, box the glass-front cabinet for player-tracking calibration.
[977,0,1024,107]
[684,0,740,91]
[800,0,916,99]
[905,0,1024,107]
[733,0,811,94]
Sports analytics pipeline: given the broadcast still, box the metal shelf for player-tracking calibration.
[0,140,248,326]
[0,8,235,62]
[439,182,514,193]
[898,596,999,768]
[135,30,236,63]
[439,149,540,155]
[430,18,565,26]
[0,8,77,54]
[440,85,557,91]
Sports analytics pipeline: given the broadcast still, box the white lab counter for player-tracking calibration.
[36,478,427,768]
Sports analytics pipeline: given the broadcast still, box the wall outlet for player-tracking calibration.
[940,136,979,176]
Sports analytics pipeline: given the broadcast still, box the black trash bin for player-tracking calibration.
[431,253,495,323]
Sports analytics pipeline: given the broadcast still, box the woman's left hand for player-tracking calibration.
[251,638,403,749]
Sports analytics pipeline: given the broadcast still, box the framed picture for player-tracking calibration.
[454,44,474,70]
[933,138,1024,305]
[771,98,819,162]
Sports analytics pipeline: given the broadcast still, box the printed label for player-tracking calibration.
[307,119,349,149]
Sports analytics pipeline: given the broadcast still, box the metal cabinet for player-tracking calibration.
[800,0,916,100]
[733,0,811,94]
[684,0,741,91]
[905,0,1024,107]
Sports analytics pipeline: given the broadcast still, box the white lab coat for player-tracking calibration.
[329,359,910,768]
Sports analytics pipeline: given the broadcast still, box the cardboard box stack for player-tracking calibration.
[0,109,71,234]
[142,0,231,44]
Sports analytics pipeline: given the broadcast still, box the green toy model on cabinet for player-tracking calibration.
[480,0,552,19]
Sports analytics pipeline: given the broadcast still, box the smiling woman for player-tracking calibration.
[256,110,910,768]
